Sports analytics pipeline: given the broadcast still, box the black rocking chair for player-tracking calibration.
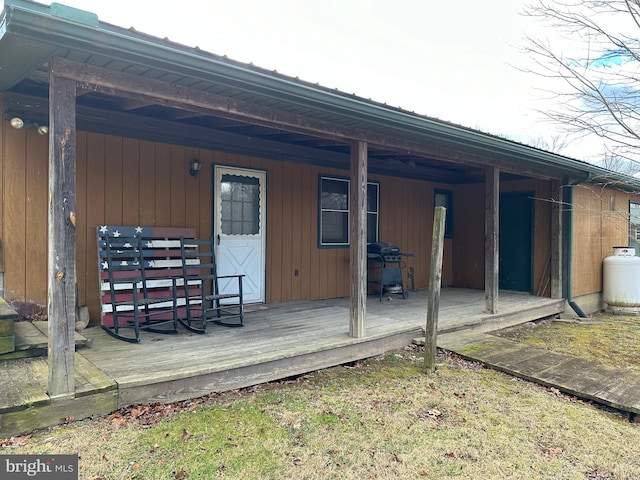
[102,233,178,343]
[179,236,244,332]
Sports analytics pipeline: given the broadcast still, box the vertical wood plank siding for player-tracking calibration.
[122,138,141,225]
[75,132,88,308]
[452,183,484,288]
[25,130,48,303]
[3,121,29,301]
[572,185,632,297]
[3,117,635,321]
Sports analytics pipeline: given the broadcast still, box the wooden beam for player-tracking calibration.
[485,167,499,314]
[550,179,563,299]
[50,58,560,181]
[424,206,446,372]
[349,140,367,338]
[115,98,157,111]
[47,58,77,397]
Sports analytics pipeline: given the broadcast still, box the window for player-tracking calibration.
[366,182,380,244]
[319,176,379,247]
[434,189,453,237]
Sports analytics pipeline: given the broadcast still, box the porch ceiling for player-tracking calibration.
[2,0,640,188]
[4,89,487,184]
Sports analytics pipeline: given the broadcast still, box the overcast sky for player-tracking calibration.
[38,0,593,159]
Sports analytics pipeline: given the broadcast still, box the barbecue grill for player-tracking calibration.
[367,242,412,301]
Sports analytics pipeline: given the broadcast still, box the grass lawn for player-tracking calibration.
[2,329,640,479]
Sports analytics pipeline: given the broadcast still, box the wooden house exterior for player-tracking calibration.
[1,122,578,317]
[1,0,640,418]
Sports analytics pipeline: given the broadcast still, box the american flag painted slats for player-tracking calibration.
[97,225,197,329]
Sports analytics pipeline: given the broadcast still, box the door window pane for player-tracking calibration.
[221,174,260,235]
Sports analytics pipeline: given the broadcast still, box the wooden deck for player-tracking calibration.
[0,288,565,436]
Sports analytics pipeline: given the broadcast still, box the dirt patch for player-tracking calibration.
[11,302,47,322]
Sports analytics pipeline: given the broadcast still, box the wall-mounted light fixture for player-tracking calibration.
[10,117,48,136]
[189,158,201,178]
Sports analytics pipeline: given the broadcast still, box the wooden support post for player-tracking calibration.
[424,206,446,372]
[485,167,499,314]
[48,60,77,397]
[550,179,563,299]
[349,140,367,338]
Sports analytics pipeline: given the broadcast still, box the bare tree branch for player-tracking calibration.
[523,0,640,171]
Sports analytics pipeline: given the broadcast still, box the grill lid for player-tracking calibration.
[368,242,401,255]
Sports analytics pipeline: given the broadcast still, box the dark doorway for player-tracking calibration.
[499,192,533,292]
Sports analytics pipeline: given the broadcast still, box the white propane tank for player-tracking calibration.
[603,246,640,313]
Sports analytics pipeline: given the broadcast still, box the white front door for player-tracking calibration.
[214,166,266,304]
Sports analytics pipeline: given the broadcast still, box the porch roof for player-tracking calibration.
[1,0,639,189]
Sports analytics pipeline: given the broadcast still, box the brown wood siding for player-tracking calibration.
[266,159,284,302]
[2,126,34,301]
[371,174,454,291]
[122,138,140,225]
[572,185,634,297]
[138,140,156,225]
[2,122,564,322]
[452,183,485,288]
[169,145,186,227]
[25,129,48,304]
[83,132,105,318]
[452,179,553,295]
[155,143,171,226]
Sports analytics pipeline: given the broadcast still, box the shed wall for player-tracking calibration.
[571,184,634,297]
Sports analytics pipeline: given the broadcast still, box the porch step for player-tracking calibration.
[0,298,18,355]
[0,322,90,361]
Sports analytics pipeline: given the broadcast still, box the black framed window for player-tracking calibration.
[319,176,379,247]
[367,183,380,244]
[434,189,453,237]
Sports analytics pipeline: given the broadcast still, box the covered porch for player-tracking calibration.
[0,289,564,436]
